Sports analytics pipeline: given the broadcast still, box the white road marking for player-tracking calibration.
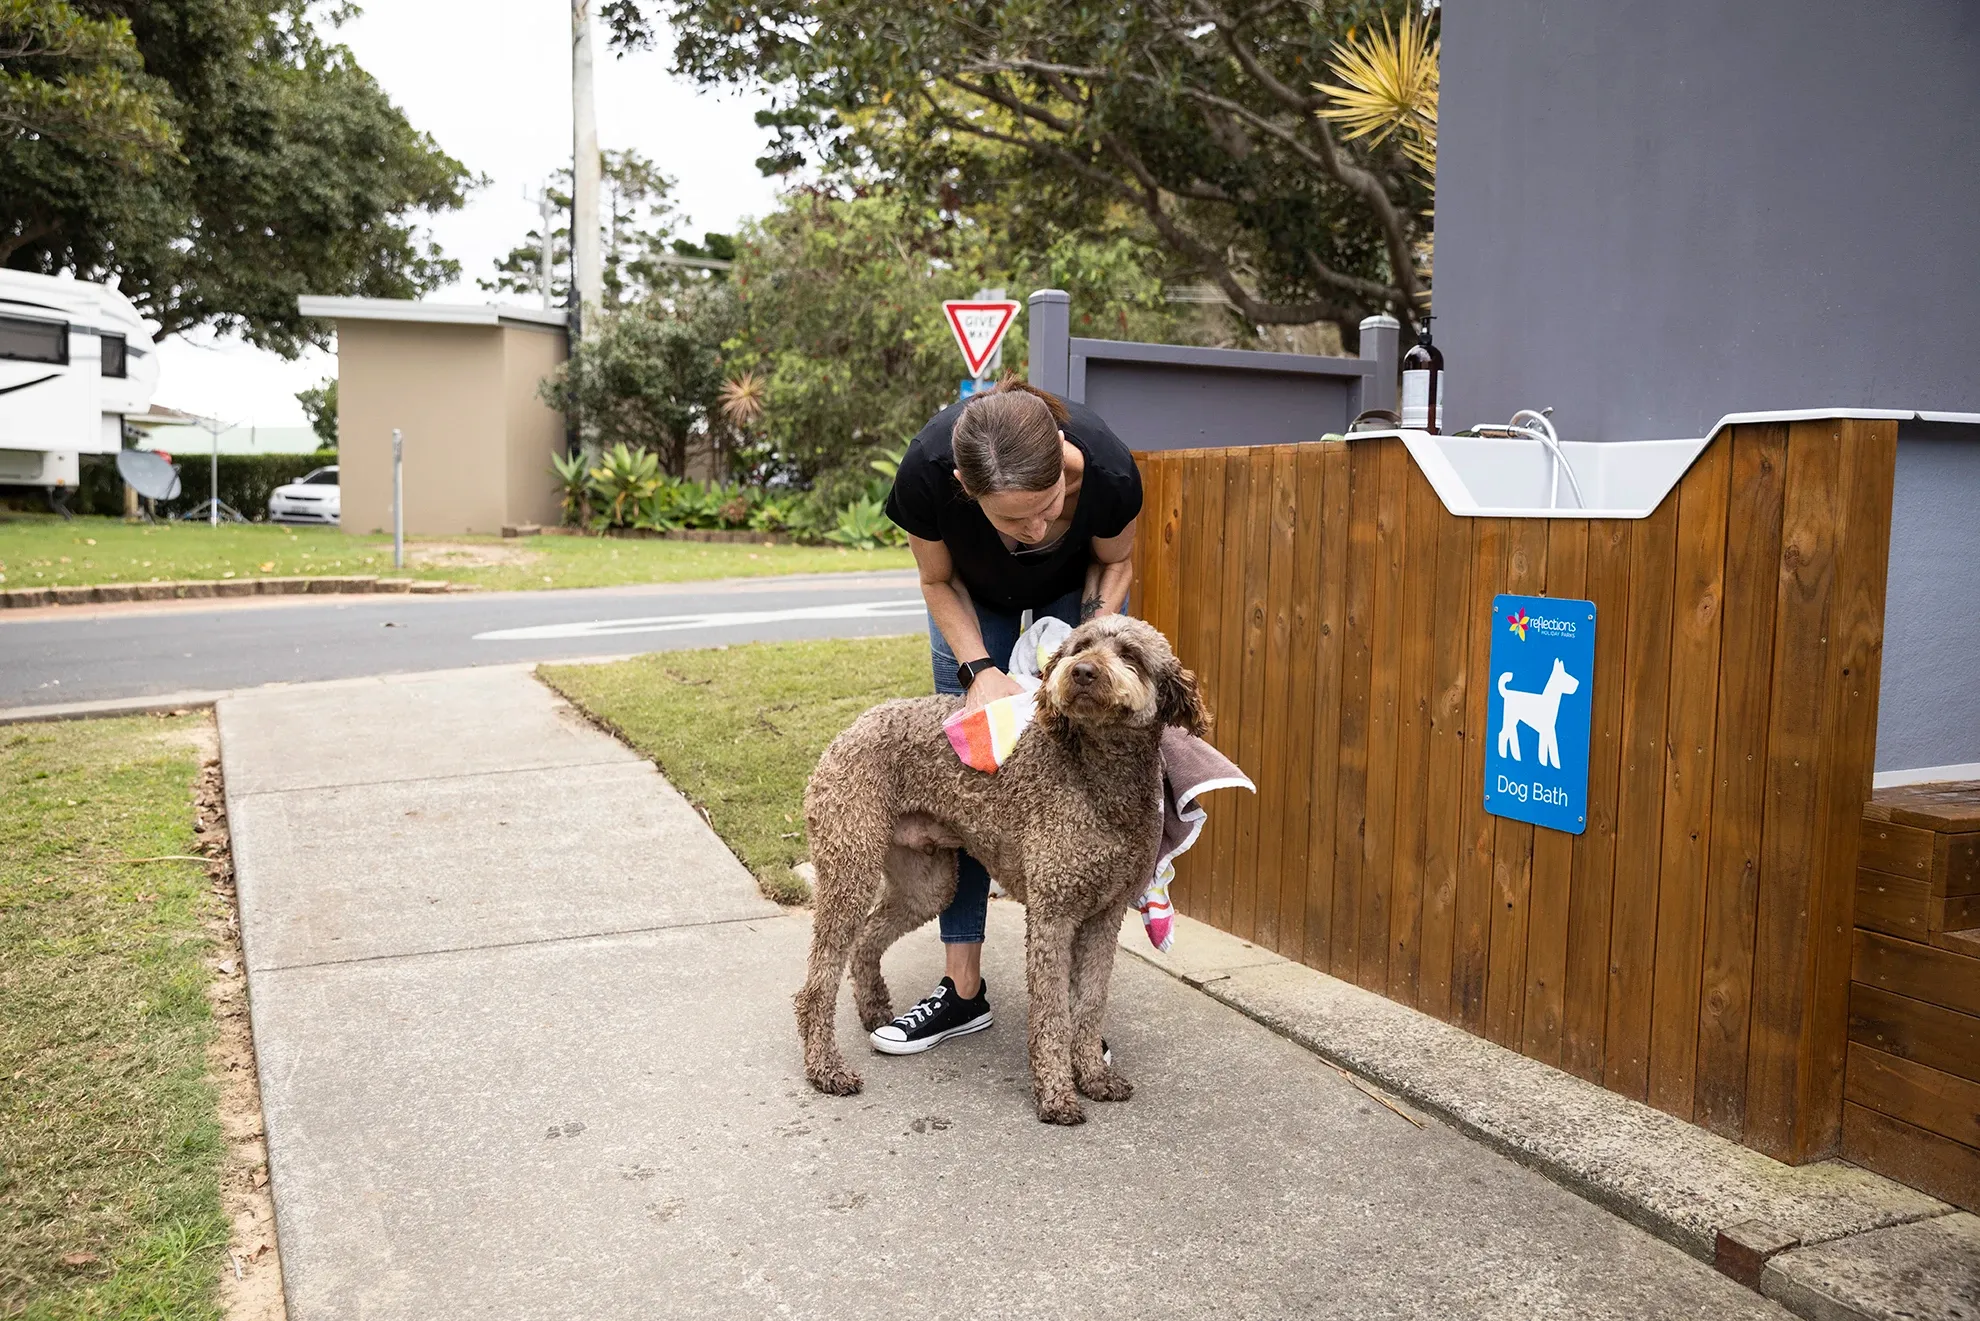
[472,598,928,642]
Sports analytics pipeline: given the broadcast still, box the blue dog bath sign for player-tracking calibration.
[1484,593,1596,835]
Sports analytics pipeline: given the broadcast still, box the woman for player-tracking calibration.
[871,376,1142,1055]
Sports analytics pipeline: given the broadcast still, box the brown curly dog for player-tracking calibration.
[796,614,1208,1125]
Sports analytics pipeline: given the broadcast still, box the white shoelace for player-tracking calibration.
[892,989,948,1032]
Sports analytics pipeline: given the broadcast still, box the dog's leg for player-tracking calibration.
[850,845,957,1031]
[796,852,880,1097]
[1025,910,1084,1125]
[1069,905,1133,1102]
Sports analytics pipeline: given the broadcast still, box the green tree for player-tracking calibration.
[484,149,733,308]
[721,188,1186,491]
[296,377,336,448]
[2,0,473,356]
[606,0,1432,345]
[541,284,740,478]
[1,1,176,165]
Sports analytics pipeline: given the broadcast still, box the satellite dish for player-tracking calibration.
[117,448,182,501]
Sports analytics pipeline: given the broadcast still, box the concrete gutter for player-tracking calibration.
[0,690,233,725]
[1117,913,1980,1320]
[1,575,466,610]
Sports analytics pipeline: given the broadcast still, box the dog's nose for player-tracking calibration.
[1070,661,1097,687]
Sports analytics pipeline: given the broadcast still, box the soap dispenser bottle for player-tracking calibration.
[1400,315,1444,434]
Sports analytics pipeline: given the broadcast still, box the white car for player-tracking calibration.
[268,465,340,525]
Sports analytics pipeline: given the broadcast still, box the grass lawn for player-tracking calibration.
[0,514,912,593]
[0,715,227,1321]
[541,635,930,903]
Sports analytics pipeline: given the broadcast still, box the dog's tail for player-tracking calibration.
[1498,671,1515,698]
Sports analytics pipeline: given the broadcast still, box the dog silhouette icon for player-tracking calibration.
[1497,658,1581,769]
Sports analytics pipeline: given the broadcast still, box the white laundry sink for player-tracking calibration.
[1360,408,1980,520]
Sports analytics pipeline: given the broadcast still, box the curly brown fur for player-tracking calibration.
[797,615,1208,1123]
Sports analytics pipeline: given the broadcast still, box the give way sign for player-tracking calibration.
[942,299,1021,379]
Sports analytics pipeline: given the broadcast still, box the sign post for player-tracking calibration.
[942,298,1021,397]
[1483,593,1596,834]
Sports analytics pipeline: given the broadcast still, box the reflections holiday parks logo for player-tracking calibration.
[1506,607,1531,641]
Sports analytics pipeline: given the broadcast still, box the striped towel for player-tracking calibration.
[942,679,1041,773]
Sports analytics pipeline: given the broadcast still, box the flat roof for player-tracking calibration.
[297,296,570,331]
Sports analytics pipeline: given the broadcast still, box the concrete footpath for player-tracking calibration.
[222,667,1793,1320]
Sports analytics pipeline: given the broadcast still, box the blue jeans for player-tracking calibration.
[929,586,1086,943]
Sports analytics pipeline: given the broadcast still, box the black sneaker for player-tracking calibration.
[869,977,993,1055]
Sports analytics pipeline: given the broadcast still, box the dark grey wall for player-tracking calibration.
[1877,422,1980,775]
[1437,1,1980,441]
[1074,341,1371,451]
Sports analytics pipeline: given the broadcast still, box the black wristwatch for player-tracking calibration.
[956,658,999,691]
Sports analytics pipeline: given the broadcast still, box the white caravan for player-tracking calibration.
[0,269,161,495]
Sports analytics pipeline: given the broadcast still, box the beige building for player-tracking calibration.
[296,297,569,535]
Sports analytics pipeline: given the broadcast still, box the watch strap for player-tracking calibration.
[956,658,997,690]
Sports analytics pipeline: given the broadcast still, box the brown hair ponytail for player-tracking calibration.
[950,374,1070,498]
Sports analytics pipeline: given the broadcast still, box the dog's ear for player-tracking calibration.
[1158,662,1210,737]
[1032,651,1076,741]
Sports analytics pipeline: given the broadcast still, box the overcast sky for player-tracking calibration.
[153,1,782,427]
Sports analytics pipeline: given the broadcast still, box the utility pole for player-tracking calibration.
[570,0,602,334]
[539,190,556,310]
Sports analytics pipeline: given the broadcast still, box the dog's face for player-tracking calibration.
[1037,615,1209,738]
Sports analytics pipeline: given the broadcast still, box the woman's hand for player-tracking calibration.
[963,666,1026,712]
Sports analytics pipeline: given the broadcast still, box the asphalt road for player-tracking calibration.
[0,570,928,709]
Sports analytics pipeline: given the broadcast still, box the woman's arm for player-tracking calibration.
[908,534,1026,709]
[1083,518,1138,619]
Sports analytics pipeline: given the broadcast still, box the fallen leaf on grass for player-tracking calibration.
[60,1252,99,1268]
[218,959,238,975]
[252,1167,268,1188]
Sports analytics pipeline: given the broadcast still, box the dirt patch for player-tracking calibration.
[183,726,288,1321]
[406,541,544,570]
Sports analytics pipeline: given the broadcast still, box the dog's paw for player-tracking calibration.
[1076,1069,1134,1103]
[857,1003,892,1033]
[808,1067,863,1097]
[1036,1094,1087,1126]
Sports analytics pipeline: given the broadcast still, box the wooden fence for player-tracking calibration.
[1129,418,1899,1162]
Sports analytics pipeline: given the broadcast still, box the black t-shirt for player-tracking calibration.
[885,398,1143,613]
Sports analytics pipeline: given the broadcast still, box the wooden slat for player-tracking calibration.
[1205,451,1249,929]
[1856,870,1934,943]
[1417,491,1475,1022]
[1746,421,1848,1159]
[1522,519,1588,1063]
[1451,519,1509,1032]
[1485,517,1550,1046]
[1277,445,1328,962]
[1647,434,1732,1118]
[1171,451,1220,921]
[1941,893,1980,933]
[1860,820,1935,881]
[1360,440,1409,993]
[1806,419,1900,1155]
[1154,453,1185,643]
[1849,982,1980,1086]
[1846,1041,1980,1151]
[1854,928,1980,1018]
[1387,462,1441,1006]
[1693,425,1787,1136]
[1331,440,1381,980]
[1229,448,1277,940]
[1842,1101,1980,1213]
[1606,494,1680,1098]
[1564,519,1633,1083]
[1870,783,1980,833]
[1251,447,1301,952]
[1302,443,1352,970]
[1944,835,1980,898]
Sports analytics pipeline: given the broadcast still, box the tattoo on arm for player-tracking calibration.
[1081,594,1104,621]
